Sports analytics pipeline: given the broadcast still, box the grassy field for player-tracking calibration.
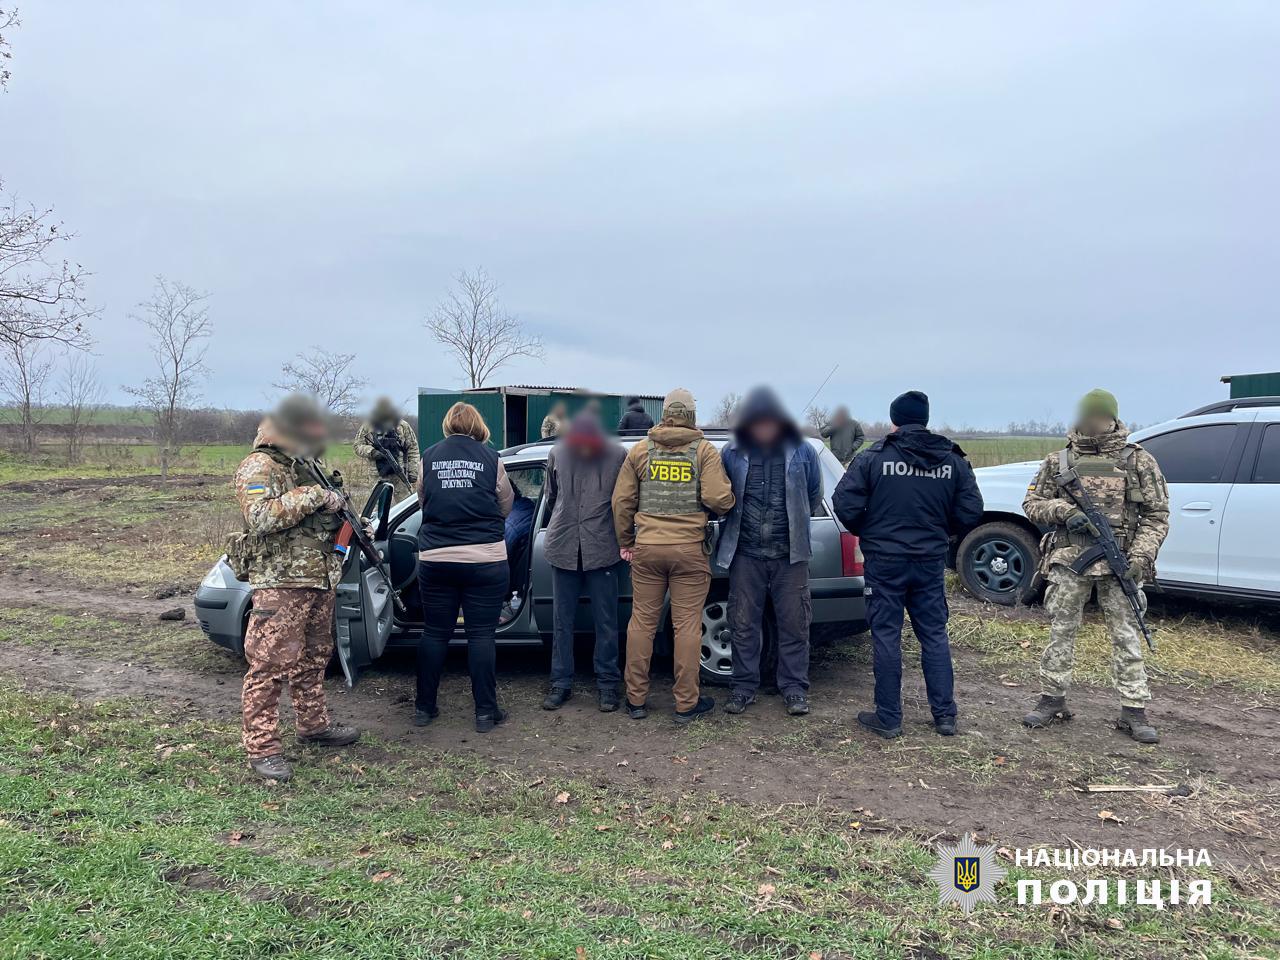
[0,434,1057,484]
[3,452,1279,958]
[2,684,1275,960]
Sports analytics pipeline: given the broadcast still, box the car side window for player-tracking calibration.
[1251,424,1280,483]
[1139,424,1238,483]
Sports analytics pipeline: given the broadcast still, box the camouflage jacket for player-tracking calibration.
[231,420,345,590]
[352,419,420,486]
[1023,422,1169,577]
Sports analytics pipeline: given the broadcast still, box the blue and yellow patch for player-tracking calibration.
[244,483,267,498]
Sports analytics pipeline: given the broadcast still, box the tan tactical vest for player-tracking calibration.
[1056,445,1143,548]
[638,440,702,516]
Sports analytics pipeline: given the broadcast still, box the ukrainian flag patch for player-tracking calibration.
[244,483,267,498]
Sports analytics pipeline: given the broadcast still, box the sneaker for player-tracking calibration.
[724,692,756,715]
[414,708,439,727]
[784,694,810,716]
[673,695,715,725]
[249,754,293,781]
[597,689,621,713]
[475,707,508,733]
[857,710,903,740]
[934,718,957,737]
[297,724,361,747]
[626,701,648,720]
[542,687,572,711]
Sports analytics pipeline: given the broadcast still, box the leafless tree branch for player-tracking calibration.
[0,7,18,92]
[123,276,212,480]
[710,391,743,427]
[57,351,104,463]
[425,268,544,388]
[0,181,96,349]
[272,346,367,416]
[0,332,53,453]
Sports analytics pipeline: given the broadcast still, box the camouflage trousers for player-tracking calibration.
[1040,565,1150,707]
[242,587,335,758]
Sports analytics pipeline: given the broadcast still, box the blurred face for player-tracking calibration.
[748,417,783,447]
[1077,414,1116,437]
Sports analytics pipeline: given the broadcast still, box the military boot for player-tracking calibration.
[249,754,293,782]
[298,724,361,747]
[1116,706,1159,745]
[1022,695,1072,729]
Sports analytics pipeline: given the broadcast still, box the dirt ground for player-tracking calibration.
[2,473,1278,901]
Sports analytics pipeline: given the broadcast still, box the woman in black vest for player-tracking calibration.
[415,402,514,731]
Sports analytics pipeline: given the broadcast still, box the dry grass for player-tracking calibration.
[947,602,1280,702]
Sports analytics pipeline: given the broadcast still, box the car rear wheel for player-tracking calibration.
[700,600,734,684]
[957,521,1039,606]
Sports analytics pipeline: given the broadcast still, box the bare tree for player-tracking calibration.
[1,184,95,350]
[804,404,831,431]
[709,391,742,427]
[0,333,52,454]
[124,277,212,480]
[0,7,18,91]
[273,346,367,415]
[426,269,544,388]
[57,351,104,463]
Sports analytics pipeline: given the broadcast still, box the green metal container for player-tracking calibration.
[1223,372,1280,399]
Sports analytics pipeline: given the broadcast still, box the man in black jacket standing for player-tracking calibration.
[832,391,983,738]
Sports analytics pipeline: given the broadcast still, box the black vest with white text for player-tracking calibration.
[418,435,505,552]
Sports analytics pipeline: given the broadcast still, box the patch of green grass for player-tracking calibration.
[0,445,361,483]
[958,437,1062,469]
[0,607,237,675]
[948,608,1280,701]
[1,687,1276,959]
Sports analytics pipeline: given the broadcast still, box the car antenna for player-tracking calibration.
[802,363,839,414]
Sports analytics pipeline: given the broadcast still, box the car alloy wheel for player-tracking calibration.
[700,601,733,681]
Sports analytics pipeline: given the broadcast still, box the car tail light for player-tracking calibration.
[840,532,864,577]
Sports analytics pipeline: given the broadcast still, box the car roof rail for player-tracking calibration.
[1179,397,1280,418]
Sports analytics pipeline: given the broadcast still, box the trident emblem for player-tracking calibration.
[954,856,980,893]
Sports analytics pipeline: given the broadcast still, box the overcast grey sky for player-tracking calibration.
[4,2,1278,428]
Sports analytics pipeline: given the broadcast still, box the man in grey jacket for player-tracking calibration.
[821,406,865,467]
[542,411,628,712]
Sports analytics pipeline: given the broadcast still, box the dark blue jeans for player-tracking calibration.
[550,562,622,692]
[864,554,956,727]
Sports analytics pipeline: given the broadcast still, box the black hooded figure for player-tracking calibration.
[714,386,824,716]
[832,390,983,739]
[616,396,654,434]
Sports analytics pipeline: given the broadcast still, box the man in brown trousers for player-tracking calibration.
[612,388,735,723]
[229,394,361,781]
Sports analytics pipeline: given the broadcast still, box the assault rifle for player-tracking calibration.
[1055,466,1154,651]
[302,459,406,615]
[367,430,413,488]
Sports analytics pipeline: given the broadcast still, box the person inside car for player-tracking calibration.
[715,386,823,717]
[414,402,514,733]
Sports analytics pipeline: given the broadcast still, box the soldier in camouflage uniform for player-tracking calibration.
[1021,389,1170,744]
[230,394,361,781]
[352,396,420,501]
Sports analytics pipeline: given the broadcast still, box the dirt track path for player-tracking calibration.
[3,590,1277,885]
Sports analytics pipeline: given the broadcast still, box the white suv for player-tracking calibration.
[956,398,1280,605]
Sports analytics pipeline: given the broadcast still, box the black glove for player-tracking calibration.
[1065,509,1100,538]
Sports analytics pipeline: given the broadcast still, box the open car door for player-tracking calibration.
[334,481,397,687]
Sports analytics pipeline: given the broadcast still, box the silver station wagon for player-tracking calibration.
[195,432,868,685]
